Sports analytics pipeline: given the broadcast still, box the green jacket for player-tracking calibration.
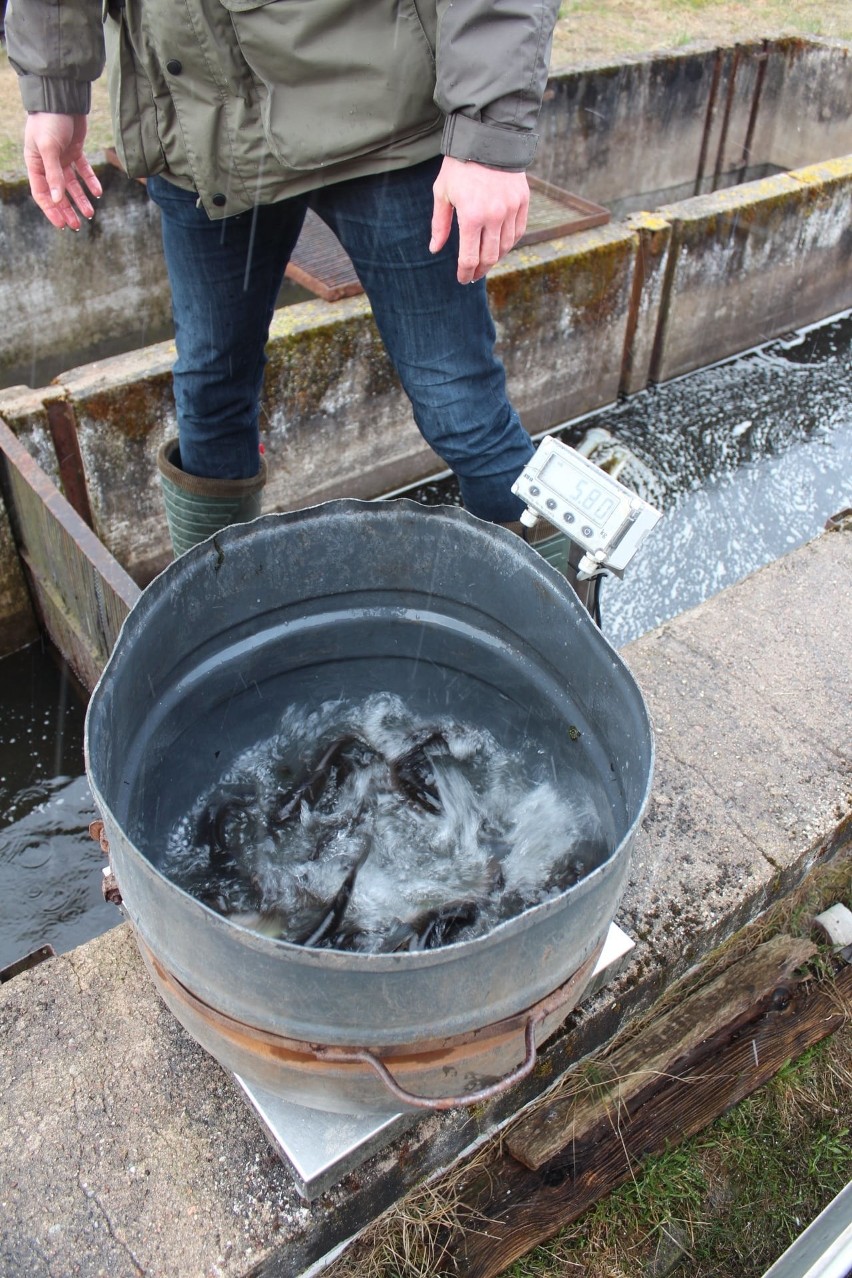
[7,0,559,218]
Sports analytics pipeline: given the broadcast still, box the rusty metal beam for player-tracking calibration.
[45,395,95,527]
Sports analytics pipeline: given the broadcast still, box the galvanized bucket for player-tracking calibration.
[85,501,653,1112]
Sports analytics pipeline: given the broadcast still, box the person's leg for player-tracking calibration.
[148,175,308,480]
[311,158,533,522]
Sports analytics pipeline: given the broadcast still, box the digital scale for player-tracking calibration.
[512,435,663,581]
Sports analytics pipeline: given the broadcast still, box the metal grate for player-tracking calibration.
[285,178,610,301]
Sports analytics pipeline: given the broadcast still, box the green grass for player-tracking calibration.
[506,1032,852,1278]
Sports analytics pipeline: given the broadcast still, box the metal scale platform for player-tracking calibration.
[236,922,634,1200]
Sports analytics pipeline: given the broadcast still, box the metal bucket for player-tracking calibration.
[85,501,654,1112]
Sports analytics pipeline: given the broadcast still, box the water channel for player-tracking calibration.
[1,309,850,972]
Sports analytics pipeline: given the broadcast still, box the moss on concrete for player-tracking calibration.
[264,310,398,421]
[76,374,174,442]
[487,229,636,333]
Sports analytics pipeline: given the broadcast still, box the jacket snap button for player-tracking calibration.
[166,59,183,75]
[212,193,227,207]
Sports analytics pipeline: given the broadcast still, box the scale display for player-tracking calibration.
[511,435,662,576]
[538,452,631,538]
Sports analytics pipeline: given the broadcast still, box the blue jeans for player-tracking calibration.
[148,158,533,522]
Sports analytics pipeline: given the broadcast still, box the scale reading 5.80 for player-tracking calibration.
[511,435,663,580]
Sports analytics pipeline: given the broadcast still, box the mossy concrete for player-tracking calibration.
[748,37,852,179]
[3,40,852,398]
[58,344,179,584]
[620,213,673,396]
[651,164,852,382]
[0,41,851,651]
[9,228,637,587]
[536,38,852,211]
[0,384,62,483]
[488,224,636,434]
[1,522,849,1278]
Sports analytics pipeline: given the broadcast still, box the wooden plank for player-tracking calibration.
[507,932,816,1169]
[0,416,141,689]
[438,940,851,1278]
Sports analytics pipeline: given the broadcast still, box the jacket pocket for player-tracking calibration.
[103,3,167,177]
[218,0,441,171]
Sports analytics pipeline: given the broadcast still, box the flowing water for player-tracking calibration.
[1,309,851,969]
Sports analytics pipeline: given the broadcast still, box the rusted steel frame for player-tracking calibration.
[738,42,770,183]
[45,396,95,528]
[521,176,610,243]
[0,945,56,984]
[712,45,743,190]
[694,47,724,194]
[285,180,609,302]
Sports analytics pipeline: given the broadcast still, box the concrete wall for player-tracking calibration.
[1,144,851,619]
[536,37,852,210]
[0,165,172,391]
[535,46,723,206]
[750,38,852,173]
[0,496,37,655]
[0,387,58,651]
[0,225,636,585]
[650,158,852,383]
[3,39,852,394]
[2,40,852,654]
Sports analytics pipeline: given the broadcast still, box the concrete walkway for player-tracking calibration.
[1,520,850,1278]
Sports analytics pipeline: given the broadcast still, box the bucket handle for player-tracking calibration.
[313,1011,544,1112]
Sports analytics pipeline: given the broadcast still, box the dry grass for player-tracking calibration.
[322,1022,852,1278]
[551,0,852,66]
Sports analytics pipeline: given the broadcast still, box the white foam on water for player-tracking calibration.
[161,692,610,951]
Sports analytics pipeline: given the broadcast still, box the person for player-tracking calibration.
[6,0,562,556]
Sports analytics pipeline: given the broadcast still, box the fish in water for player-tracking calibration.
[411,900,479,950]
[168,694,612,954]
[268,733,375,830]
[196,784,258,872]
[388,729,448,813]
[295,817,374,948]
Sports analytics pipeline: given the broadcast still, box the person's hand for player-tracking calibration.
[430,156,529,285]
[23,113,103,230]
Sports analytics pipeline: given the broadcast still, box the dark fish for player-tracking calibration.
[196,784,257,871]
[478,819,513,866]
[295,824,374,949]
[389,730,448,814]
[408,900,479,950]
[542,836,609,894]
[269,734,372,830]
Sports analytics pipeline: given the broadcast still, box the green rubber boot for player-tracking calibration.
[157,438,267,557]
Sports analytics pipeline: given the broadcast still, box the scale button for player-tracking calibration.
[582,525,594,537]
[529,485,541,497]
[563,512,575,524]
[546,498,557,511]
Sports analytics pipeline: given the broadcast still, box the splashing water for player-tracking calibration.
[161,692,611,952]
